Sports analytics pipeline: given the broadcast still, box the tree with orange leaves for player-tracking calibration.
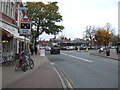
[95,29,112,46]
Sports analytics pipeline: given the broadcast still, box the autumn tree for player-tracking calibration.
[27,2,64,47]
[95,29,112,46]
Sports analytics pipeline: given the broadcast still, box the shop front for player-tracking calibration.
[2,30,14,57]
[1,21,29,62]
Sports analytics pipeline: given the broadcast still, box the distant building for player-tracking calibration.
[38,37,87,49]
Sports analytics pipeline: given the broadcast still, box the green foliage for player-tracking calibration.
[27,2,64,38]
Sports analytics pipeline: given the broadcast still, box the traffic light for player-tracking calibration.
[20,23,30,29]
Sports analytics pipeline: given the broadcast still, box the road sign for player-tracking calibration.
[19,14,31,36]
[21,14,31,22]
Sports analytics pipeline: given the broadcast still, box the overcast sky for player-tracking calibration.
[22,0,119,40]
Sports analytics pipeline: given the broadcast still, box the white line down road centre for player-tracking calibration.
[61,53,93,63]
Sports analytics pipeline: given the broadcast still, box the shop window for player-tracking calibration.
[2,40,9,55]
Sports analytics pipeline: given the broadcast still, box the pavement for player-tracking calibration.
[90,49,119,60]
[1,54,63,89]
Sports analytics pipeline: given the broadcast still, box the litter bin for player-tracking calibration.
[106,48,110,56]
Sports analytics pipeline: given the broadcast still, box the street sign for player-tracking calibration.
[19,14,31,36]
[21,14,30,22]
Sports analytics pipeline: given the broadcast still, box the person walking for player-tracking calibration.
[30,44,34,55]
[31,46,34,55]
[35,46,38,55]
[116,46,119,54]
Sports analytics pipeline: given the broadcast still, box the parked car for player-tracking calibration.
[45,46,51,51]
[66,46,74,50]
[60,47,66,50]
[50,45,60,54]
[99,47,105,53]
[110,46,116,49]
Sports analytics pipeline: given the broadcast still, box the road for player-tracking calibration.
[46,50,118,88]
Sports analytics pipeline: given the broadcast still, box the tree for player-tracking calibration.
[95,29,112,46]
[27,2,64,47]
[111,34,120,46]
[83,26,96,47]
[104,23,115,35]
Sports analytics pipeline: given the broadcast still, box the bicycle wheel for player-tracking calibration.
[21,62,27,72]
[29,59,34,69]
[15,62,20,71]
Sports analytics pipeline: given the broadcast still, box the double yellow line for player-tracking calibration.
[65,77,73,89]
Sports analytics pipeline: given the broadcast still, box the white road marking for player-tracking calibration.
[61,53,93,63]
[51,63,54,65]
[52,66,67,88]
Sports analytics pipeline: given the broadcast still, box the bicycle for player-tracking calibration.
[15,52,34,72]
[2,55,14,66]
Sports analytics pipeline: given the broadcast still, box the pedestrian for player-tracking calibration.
[116,46,119,54]
[31,46,34,55]
[30,44,33,55]
[35,46,38,55]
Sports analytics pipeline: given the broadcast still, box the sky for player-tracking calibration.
[22,0,119,40]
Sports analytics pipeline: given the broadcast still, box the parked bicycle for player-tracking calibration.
[2,55,14,66]
[15,51,34,72]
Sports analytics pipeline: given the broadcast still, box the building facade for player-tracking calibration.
[0,0,28,62]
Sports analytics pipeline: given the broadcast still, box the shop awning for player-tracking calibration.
[2,28,30,42]
[1,21,30,42]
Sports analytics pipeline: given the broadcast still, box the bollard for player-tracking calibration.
[77,49,80,51]
[86,48,88,52]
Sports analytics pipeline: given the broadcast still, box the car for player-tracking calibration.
[50,45,60,54]
[45,46,51,51]
[110,46,116,49]
[60,47,66,50]
[99,47,105,53]
[66,46,74,50]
